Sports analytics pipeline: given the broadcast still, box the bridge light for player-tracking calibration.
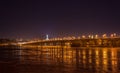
[59,38,62,40]
[113,33,116,37]
[91,35,94,39]
[102,34,107,38]
[95,34,98,39]
[82,35,86,38]
[111,34,114,38]
[72,36,75,40]
[88,35,91,38]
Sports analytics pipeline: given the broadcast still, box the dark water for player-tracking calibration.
[0,46,120,73]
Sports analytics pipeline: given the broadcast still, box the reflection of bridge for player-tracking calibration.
[21,38,120,47]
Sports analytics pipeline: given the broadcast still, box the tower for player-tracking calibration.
[46,34,49,40]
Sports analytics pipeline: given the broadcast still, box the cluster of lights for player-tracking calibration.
[19,33,119,45]
[110,33,116,38]
[102,34,107,38]
[44,33,119,41]
[29,33,118,43]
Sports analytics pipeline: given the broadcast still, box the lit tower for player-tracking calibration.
[46,34,49,40]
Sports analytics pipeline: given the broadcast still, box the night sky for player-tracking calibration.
[0,0,120,39]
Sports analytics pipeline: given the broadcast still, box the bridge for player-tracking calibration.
[21,37,120,47]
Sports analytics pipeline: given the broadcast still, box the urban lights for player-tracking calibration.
[44,33,118,41]
[102,34,107,38]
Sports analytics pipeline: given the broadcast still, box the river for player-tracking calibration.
[0,46,120,73]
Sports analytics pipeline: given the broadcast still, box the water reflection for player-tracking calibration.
[18,46,120,73]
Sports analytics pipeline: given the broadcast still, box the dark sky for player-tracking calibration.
[0,0,120,39]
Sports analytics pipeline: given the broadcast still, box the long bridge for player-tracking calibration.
[21,37,120,47]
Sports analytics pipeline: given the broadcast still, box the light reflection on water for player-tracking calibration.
[19,46,120,73]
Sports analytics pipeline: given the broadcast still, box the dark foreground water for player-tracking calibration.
[0,46,120,73]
